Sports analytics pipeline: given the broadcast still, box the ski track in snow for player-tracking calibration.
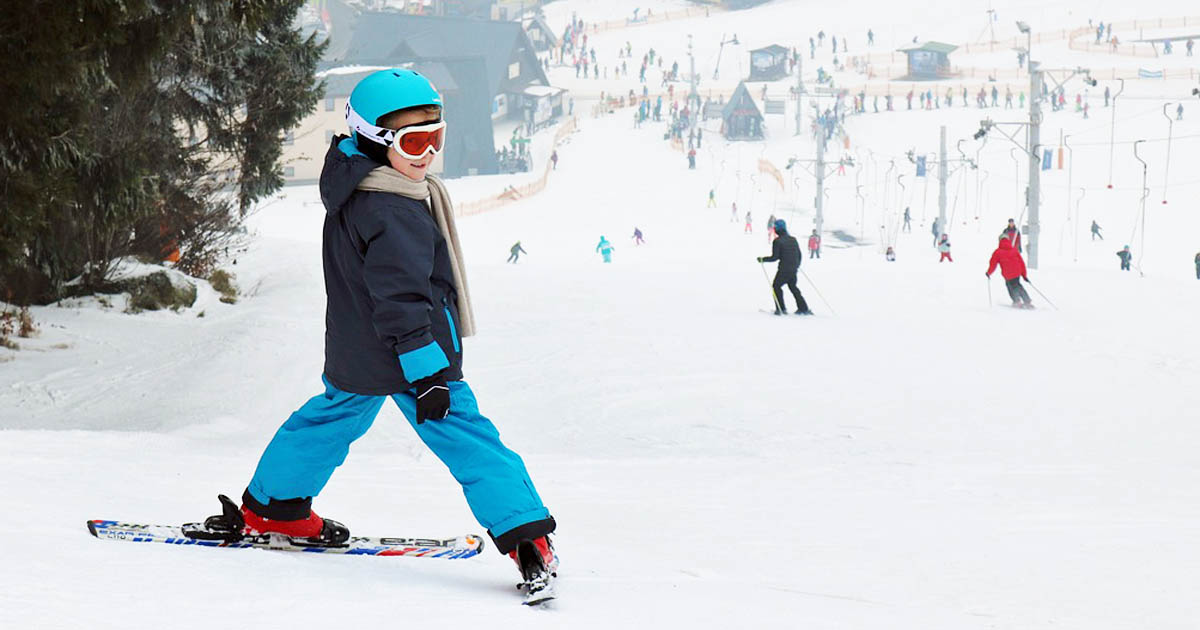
[4,1,1200,628]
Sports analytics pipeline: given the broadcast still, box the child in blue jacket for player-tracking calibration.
[206,69,557,591]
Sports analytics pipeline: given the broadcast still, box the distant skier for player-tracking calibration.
[937,234,952,262]
[931,218,941,246]
[507,241,527,263]
[730,201,738,222]
[1178,103,1184,121]
[987,236,1033,308]
[1001,218,1022,252]
[687,148,696,169]
[744,211,753,234]
[1195,251,1200,279]
[632,227,644,245]
[885,246,896,262]
[766,213,777,241]
[1091,220,1103,240]
[708,189,717,207]
[903,207,912,232]
[757,219,813,315]
[1117,245,1132,271]
[596,236,615,263]
[550,149,558,170]
[808,229,822,258]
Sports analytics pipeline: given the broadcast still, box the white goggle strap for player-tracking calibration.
[345,101,396,148]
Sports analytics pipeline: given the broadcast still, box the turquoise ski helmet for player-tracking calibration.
[346,68,443,150]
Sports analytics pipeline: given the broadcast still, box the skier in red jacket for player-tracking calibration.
[986,236,1033,308]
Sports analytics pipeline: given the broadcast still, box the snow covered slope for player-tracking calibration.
[3,1,1200,628]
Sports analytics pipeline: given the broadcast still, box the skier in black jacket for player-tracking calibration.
[757,219,813,315]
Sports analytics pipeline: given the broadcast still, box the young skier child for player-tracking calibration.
[937,234,952,262]
[1117,245,1133,271]
[885,245,896,261]
[1091,220,1103,240]
[204,69,558,596]
[808,229,822,258]
[766,214,777,242]
[744,211,753,234]
[757,219,813,315]
[987,236,1033,308]
[632,227,645,245]
[708,189,717,207]
[508,240,527,263]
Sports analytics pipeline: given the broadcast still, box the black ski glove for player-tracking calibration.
[413,373,450,424]
[756,257,766,263]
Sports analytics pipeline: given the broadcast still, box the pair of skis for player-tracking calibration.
[87,497,556,606]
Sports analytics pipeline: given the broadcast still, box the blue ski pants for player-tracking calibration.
[246,376,551,540]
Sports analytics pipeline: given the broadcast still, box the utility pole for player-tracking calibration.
[794,51,804,136]
[815,131,826,236]
[938,125,948,235]
[1027,60,1043,269]
[688,35,699,136]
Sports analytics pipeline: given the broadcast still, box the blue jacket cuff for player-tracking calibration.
[398,341,449,382]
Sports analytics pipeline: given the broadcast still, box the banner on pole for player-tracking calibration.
[757,158,785,190]
[1042,148,1053,171]
[916,156,927,177]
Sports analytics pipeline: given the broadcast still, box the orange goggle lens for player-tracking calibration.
[394,122,445,159]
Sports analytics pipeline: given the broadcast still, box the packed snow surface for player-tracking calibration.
[4,1,1200,628]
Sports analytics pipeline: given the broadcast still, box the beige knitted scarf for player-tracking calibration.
[356,166,476,337]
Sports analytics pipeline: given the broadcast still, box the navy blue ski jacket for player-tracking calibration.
[318,135,463,395]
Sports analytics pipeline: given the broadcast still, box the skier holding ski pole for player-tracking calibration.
[986,235,1034,308]
[756,219,813,315]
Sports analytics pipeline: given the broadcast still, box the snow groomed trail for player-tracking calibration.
[5,1,1200,628]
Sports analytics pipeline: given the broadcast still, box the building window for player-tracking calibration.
[325,130,335,143]
[284,166,295,177]
[325,96,336,112]
[509,61,520,79]
[283,131,294,146]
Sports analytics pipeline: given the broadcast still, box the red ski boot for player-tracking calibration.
[199,494,349,545]
[509,535,558,605]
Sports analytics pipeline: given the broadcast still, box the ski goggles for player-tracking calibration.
[346,102,446,160]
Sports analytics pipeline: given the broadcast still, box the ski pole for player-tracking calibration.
[986,276,992,307]
[759,262,784,313]
[799,268,837,316]
[1025,280,1059,310]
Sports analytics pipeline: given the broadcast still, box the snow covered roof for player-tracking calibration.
[898,42,959,55]
[333,12,550,100]
[751,44,790,56]
[523,85,566,97]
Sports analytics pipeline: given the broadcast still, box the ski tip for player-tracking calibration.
[86,520,99,538]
